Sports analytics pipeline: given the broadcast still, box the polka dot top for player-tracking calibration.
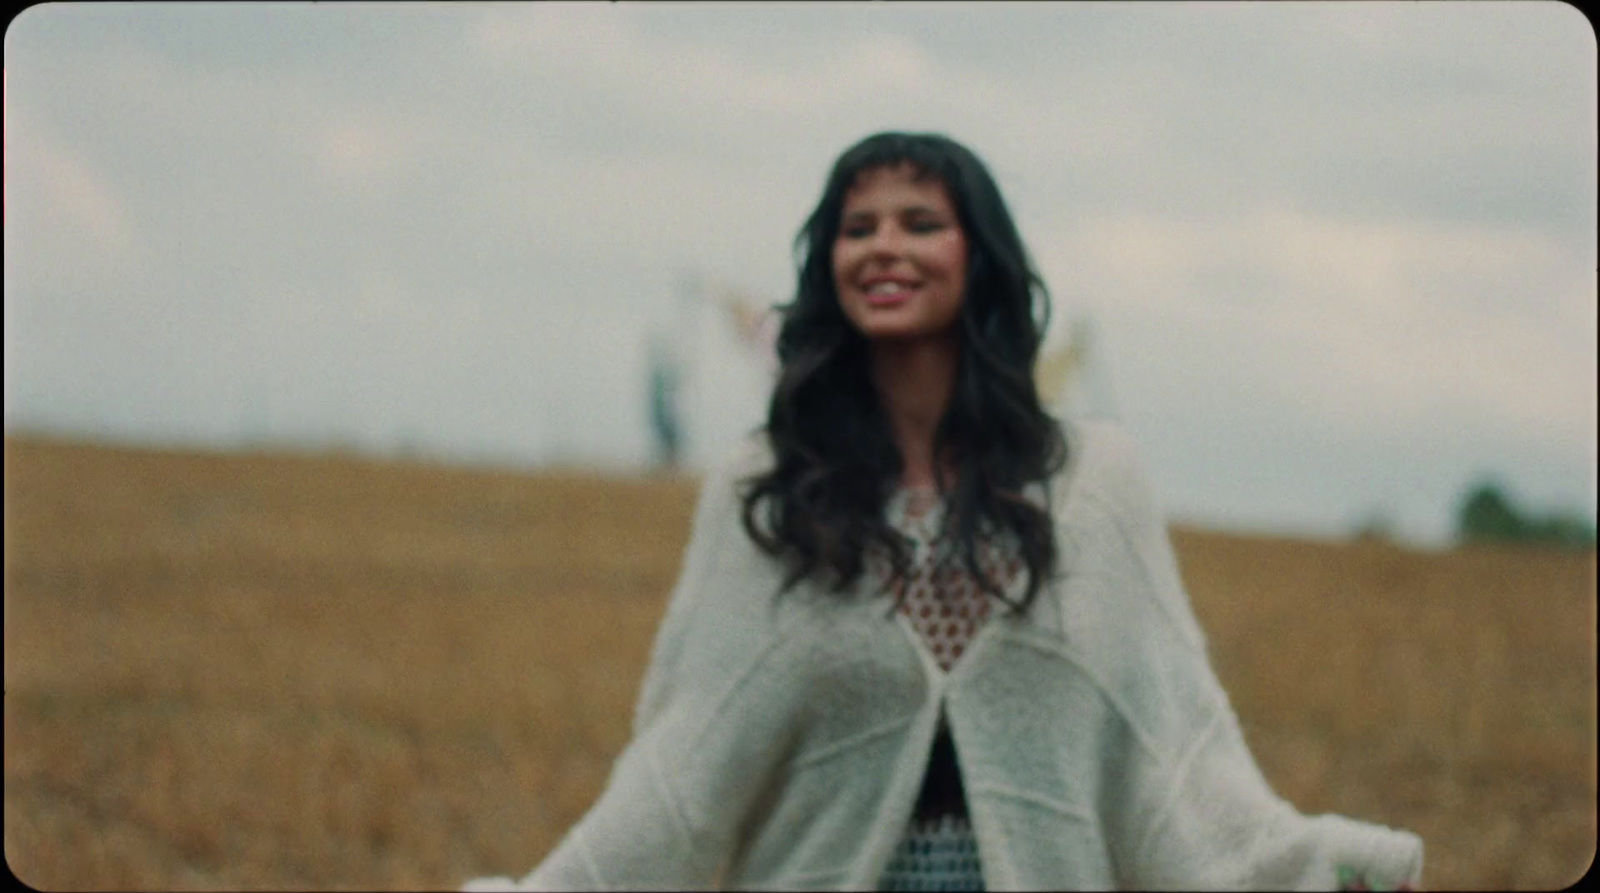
[883,485,1022,672]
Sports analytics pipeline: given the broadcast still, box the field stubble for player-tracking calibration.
[4,436,1595,890]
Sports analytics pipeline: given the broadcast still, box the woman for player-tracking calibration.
[465,132,1423,891]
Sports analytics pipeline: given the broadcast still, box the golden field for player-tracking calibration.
[4,434,1594,890]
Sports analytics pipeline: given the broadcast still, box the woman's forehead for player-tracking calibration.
[841,163,953,208]
[845,160,939,189]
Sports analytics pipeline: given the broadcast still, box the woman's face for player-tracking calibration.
[832,163,969,343]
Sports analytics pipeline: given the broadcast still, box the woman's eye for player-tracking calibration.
[839,218,945,239]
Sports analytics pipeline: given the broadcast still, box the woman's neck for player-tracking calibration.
[870,334,960,490]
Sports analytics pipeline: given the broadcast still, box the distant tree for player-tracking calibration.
[1529,513,1598,550]
[1457,482,1526,544]
[1455,479,1597,550]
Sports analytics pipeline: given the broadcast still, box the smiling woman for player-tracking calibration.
[463,132,1426,892]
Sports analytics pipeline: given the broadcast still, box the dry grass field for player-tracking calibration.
[4,434,1594,890]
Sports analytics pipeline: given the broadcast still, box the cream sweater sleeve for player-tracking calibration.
[1091,423,1424,891]
[464,441,800,892]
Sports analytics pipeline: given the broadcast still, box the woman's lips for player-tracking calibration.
[862,282,917,307]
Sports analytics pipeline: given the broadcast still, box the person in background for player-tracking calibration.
[647,334,684,470]
[464,131,1423,892]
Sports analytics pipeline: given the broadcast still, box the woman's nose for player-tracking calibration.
[866,223,908,256]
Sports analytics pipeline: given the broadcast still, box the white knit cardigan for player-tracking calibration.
[465,419,1424,891]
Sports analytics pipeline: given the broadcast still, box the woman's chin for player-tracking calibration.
[856,322,958,344]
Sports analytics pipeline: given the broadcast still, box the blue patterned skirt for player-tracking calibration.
[877,813,985,892]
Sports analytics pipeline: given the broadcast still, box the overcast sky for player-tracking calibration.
[5,1,1595,548]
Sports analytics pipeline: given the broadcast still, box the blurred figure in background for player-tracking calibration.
[646,334,683,471]
[467,131,1423,891]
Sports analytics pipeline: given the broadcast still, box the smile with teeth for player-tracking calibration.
[867,281,914,294]
[862,280,917,307]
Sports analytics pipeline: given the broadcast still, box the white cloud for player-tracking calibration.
[465,3,1000,140]
[1046,204,1595,455]
[469,2,633,65]
[315,117,416,187]
[2,108,137,292]
[31,143,133,257]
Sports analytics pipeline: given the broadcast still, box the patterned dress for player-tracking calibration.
[875,486,1022,892]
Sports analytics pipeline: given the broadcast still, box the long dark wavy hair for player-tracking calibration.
[739,131,1068,616]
